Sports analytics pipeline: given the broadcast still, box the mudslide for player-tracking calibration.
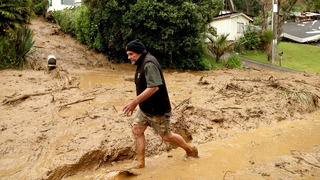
[0,18,319,180]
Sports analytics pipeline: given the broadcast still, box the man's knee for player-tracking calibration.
[161,132,173,142]
[132,125,146,137]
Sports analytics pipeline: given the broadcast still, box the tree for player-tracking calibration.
[313,0,320,10]
[277,0,299,38]
[256,0,271,32]
[233,0,260,15]
[302,0,320,11]
[82,0,223,70]
[261,29,273,62]
[0,0,33,36]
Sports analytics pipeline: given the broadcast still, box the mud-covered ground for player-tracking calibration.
[0,18,319,180]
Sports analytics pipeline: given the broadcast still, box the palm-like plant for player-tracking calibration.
[0,25,35,69]
[14,25,35,68]
[207,27,233,62]
[0,0,33,36]
[0,0,35,69]
[261,29,273,62]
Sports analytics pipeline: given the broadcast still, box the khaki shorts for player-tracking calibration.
[133,109,171,136]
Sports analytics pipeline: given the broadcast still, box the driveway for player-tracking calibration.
[239,57,301,73]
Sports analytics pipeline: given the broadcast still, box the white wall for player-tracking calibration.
[48,0,80,11]
[209,14,251,41]
[209,18,233,40]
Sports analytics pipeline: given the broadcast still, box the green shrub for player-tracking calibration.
[240,26,261,50]
[33,3,43,15]
[0,0,34,36]
[93,32,105,52]
[226,52,242,69]
[0,25,35,69]
[55,6,102,51]
[234,37,247,54]
[33,0,48,17]
[53,9,76,37]
[0,36,16,69]
[74,6,91,44]
[201,53,226,70]
[53,1,224,70]
[53,10,62,23]
[82,0,223,70]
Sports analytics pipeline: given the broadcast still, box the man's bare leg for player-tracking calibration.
[161,132,198,157]
[132,125,148,168]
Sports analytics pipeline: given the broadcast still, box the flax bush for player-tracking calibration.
[0,25,35,69]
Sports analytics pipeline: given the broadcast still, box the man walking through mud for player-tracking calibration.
[123,39,198,168]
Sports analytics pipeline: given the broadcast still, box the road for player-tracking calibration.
[239,57,301,72]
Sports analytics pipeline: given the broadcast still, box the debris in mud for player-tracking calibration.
[2,68,80,106]
[95,170,139,180]
[226,83,253,93]
[197,76,210,86]
[197,80,210,85]
[2,91,52,105]
[173,97,192,110]
[50,26,63,35]
[57,97,96,111]
[124,76,134,82]
[283,90,319,113]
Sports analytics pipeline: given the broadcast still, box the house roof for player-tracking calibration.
[290,12,320,18]
[282,20,320,43]
[213,12,253,22]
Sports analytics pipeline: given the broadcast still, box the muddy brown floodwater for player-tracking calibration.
[66,111,320,180]
[0,18,320,180]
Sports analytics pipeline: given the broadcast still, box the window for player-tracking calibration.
[237,22,244,33]
[61,0,74,5]
[49,0,52,6]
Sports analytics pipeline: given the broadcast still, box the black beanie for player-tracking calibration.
[125,39,145,54]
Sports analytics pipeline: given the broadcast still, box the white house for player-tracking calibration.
[47,0,81,12]
[209,12,253,41]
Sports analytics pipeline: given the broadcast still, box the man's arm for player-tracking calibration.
[123,86,159,116]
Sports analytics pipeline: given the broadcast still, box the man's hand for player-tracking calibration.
[123,100,138,116]
[122,87,159,116]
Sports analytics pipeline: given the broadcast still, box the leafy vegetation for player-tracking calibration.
[200,54,222,70]
[53,9,77,37]
[53,0,223,70]
[239,25,261,51]
[0,25,35,69]
[233,0,260,16]
[207,33,232,63]
[49,0,320,71]
[33,0,48,17]
[0,0,33,36]
[261,29,273,62]
[226,52,242,69]
[0,0,35,69]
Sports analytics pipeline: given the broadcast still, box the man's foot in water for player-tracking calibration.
[135,161,145,168]
[186,144,199,158]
